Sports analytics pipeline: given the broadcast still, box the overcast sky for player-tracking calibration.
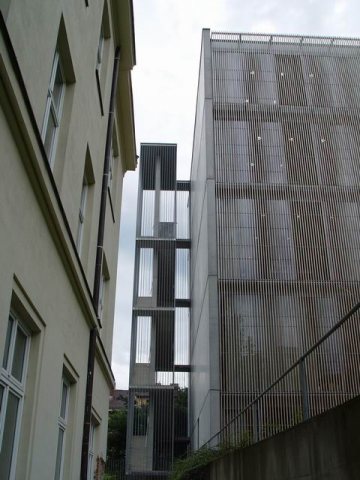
[112,0,360,389]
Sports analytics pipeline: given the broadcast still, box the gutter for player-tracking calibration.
[80,45,121,480]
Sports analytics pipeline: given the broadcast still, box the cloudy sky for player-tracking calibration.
[112,0,360,389]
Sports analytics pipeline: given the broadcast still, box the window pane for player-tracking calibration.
[44,110,57,159]
[133,395,149,436]
[54,428,64,480]
[60,382,68,420]
[160,191,175,222]
[52,63,64,112]
[0,392,20,480]
[2,316,14,370]
[0,384,3,413]
[138,248,153,297]
[11,327,27,382]
[135,316,151,363]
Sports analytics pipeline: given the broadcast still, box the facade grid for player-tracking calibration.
[126,144,190,479]
[190,30,360,449]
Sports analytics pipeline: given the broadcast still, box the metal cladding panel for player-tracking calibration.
[127,144,190,478]
[210,33,360,431]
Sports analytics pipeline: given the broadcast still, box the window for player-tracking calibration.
[95,3,111,114]
[87,418,97,480]
[98,254,110,322]
[76,174,89,254]
[108,127,119,204]
[133,394,149,436]
[42,52,65,166]
[54,377,70,480]
[0,314,30,480]
[76,148,95,260]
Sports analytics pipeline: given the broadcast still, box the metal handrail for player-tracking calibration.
[203,301,360,449]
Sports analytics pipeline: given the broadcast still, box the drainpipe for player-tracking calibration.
[80,46,121,480]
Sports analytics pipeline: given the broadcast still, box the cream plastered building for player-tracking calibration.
[0,0,136,479]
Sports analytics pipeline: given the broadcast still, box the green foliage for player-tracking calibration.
[107,409,127,459]
[170,435,251,480]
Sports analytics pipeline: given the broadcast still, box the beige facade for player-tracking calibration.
[0,0,136,479]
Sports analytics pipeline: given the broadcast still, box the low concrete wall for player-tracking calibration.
[207,396,360,480]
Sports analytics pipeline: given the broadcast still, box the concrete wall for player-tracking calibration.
[190,29,220,449]
[206,396,360,480]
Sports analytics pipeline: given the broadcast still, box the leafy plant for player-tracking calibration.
[170,435,251,480]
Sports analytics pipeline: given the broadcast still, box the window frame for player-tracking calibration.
[0,312,31,480]
[76,173,89,254]
[87,417,98,480]
[54,376,70,480]
[42,51,66,167]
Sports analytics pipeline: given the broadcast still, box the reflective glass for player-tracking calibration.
[2,316,13,369]
[0,392,20,479]
[11,326,27,382]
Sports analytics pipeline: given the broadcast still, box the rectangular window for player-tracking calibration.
[138,248,153,297]
[135,316,151,364]
[76,174,89,254]
[98,272,106,322]
[42,52,65,166]
[175,249,190,299]
[0,314,30,480]
[141,190,155,237]
[87,418,97,480]
[54,377,70,480]
[133,394,149,436]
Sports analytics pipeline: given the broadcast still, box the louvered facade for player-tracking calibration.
[126,144,190,478]
[190,30,360,449]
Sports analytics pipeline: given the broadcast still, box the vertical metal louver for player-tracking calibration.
[210,33,360,437]
[126,144,190,479]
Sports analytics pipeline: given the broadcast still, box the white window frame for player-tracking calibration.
[76,174,89,254]
[98,272,106,322]
[0,313,31,480]
[42,51,65,167]
[54,377,70,480]
[87,418,97,480]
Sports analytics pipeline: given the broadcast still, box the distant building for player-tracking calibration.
[126,144,190,478]
[0,1,136,479]
[190,30,360,449]
[109,389,128,411]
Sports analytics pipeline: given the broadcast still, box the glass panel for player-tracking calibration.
[52,62,64,112]
[54,428,64,480]
[175,249,190,299]
[0,392,20,480]
[44,109,57,159]
[138,248,153,297]
[0,384,3,413]
[159,191,175,222]
[175,308,189,366]
[2,316,14,370]
[176,191,189,239]
[135,316,151,364]
[133,395,149,436]
[141,190,155,236]
[60,381,68,420]
[11,326,27,382]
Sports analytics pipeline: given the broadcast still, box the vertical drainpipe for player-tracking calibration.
[80,46,121,480]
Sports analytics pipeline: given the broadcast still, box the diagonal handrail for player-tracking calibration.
[203,301,360,449]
